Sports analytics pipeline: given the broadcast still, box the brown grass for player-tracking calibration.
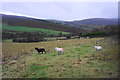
[2,37,118,78]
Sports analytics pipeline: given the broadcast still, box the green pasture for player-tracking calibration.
[2,38,118,78]
[2,24,69,35]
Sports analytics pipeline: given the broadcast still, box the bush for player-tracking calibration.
[66,34,71,39]
[81,31,107,38]
[13,32,45,42]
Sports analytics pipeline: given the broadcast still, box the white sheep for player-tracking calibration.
[95,45,102,51]
[87,36,89,39]
[55,47,64,53]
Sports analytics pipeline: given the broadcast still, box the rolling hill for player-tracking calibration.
[1,13,118,36]
[72,18,118,26]
[2,24,69,36]
[1,14,84,35]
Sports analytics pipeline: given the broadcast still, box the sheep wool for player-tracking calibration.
[95,46,102,51]
[55,47,64,53]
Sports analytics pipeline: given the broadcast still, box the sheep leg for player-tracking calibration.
[44,51,46,53]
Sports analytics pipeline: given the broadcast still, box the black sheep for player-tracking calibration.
[35,48,46,54]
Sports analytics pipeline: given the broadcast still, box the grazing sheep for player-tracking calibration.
[35,47,46,54]
[55,47,64,54]
[95,45,102,51]
[87,36,89,39]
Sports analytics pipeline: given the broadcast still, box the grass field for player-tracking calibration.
[2,24,69,35]
[2,37,118,78]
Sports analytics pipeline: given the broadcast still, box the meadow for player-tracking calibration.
[2,37,118,78]
[2,24,69,35]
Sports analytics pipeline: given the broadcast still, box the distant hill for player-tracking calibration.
[1,14,84,35]
[72,18,118,26]
[46,18,118,30]
[1,14,118,35]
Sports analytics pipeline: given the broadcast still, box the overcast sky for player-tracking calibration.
[1,2,118,21]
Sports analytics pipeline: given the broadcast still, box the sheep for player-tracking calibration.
[95,45,102,51]
[35,47,46,54]
[55,47,64,54]
[87,36,89,39]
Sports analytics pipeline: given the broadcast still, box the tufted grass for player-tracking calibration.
[2,37,118,78]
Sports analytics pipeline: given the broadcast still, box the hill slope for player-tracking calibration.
[1,14,118,35]
[1,14,84,34]
[72,18,118,26]
[2,24,69,35]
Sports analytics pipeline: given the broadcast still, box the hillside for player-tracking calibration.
[1,14,84,35]
[2,14,118,33]
[2,37,118,78]
[47,18,118,27]
[1,14,118,40]
[72,18,118,26]
[2,24,69,36]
